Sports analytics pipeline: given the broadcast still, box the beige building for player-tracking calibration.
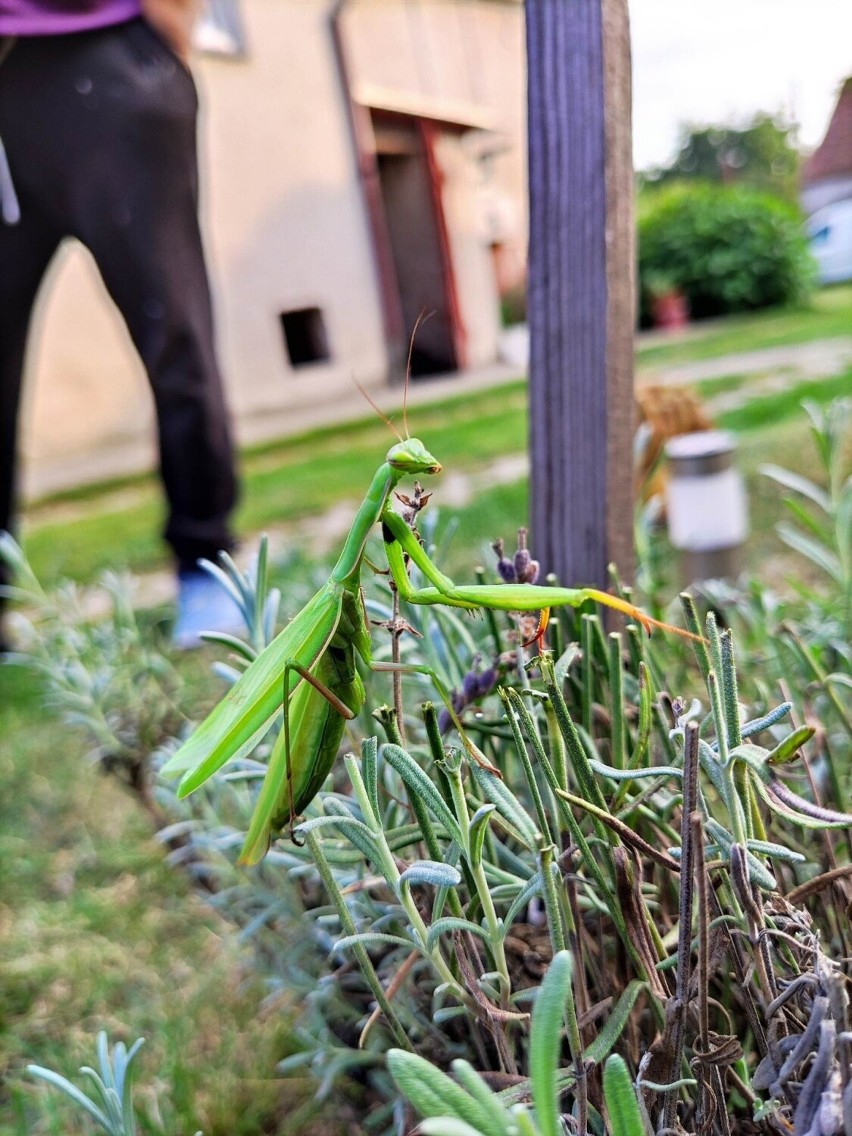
[21,0,526,498]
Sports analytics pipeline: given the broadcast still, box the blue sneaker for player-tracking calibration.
[173,568,245,650]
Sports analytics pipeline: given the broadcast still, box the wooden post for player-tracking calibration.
[526,0,635,587]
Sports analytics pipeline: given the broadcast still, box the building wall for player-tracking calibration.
[20,0,526,500]
[345,0,527,292]
[200,1,390,422]
[801,174,852,216]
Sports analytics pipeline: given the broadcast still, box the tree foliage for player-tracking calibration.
[643,114,801,203]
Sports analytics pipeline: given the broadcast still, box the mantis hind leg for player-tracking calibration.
[281,659,358,842]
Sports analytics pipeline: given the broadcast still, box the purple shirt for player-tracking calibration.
[0,0,142,36]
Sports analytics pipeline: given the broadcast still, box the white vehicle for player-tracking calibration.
[807,199,852,284]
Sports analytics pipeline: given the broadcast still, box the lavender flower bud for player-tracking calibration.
[492,537,516,583]
[439,659,501,734]
[520,558,540,585]
[511,528,540,583]
[462,671,481,701]
[513,527,532,581]
[476,666,499,697]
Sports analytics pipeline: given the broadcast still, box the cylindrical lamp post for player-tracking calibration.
[665,430,748,583]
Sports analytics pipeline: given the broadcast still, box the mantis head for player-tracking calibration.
[387,437,441,476]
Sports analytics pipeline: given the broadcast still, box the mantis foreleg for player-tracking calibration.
[381,507,703,642]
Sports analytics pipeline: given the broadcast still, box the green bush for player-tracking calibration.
[638,181,815,323]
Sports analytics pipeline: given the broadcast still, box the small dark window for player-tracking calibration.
[280,307,330,368]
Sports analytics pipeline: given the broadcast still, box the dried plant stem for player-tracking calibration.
[731,844,777,1009]
[692,814,710,1050]
[555,790,681,875]
[690,811,733,1136]
[661,723,699,1130]
[359,949,419,1048]
[708,879,769,1059]
[786,863,852,904]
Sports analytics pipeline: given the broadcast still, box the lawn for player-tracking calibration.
[0,649,364,1136]
[635,280,852,367]
[18,284,852,590]
[2,291,849,1133]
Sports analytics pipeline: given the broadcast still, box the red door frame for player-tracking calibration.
[418,118,468,372]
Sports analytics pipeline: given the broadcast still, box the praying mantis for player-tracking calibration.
[163,432,698,866]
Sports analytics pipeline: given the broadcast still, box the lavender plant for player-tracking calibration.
[0,532,183,820]
[25,1033,191,1136]
[155,519,851,1134]
[4,482,850,1135]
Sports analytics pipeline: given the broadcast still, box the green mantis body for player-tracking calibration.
[163,436,684,865]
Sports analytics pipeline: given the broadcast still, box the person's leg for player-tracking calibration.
[0,46,62,647]
[65,19,239,570]
[0,203,59,552]
[2,25,240,645]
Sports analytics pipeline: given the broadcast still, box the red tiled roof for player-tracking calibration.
[803,77,852,184]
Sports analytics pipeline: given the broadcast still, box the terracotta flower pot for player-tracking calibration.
[651,289,689,330]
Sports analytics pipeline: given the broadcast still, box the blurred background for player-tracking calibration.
[17,0,851,503]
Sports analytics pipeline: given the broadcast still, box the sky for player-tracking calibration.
[630,0,852,170]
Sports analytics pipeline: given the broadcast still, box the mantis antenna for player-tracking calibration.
[355,309,434,442]
[354,379,403,442]
[402,309,434,440]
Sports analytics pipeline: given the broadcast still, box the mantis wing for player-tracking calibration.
[162,583,344,794]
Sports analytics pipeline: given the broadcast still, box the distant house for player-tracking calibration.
[801,76,852,285]
[22,0,526,498]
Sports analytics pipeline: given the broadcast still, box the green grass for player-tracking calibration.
[15,365,836,590]
[636,282,852,368]
[21,384,527,587]
[19,284,852,589]
[0,662,346,1136]
[714,369,852,433]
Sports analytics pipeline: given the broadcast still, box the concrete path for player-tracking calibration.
[640,336,852,387]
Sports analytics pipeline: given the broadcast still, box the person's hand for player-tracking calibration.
[141,0,200,65]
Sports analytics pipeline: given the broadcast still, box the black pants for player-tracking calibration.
[0,18,238,571]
